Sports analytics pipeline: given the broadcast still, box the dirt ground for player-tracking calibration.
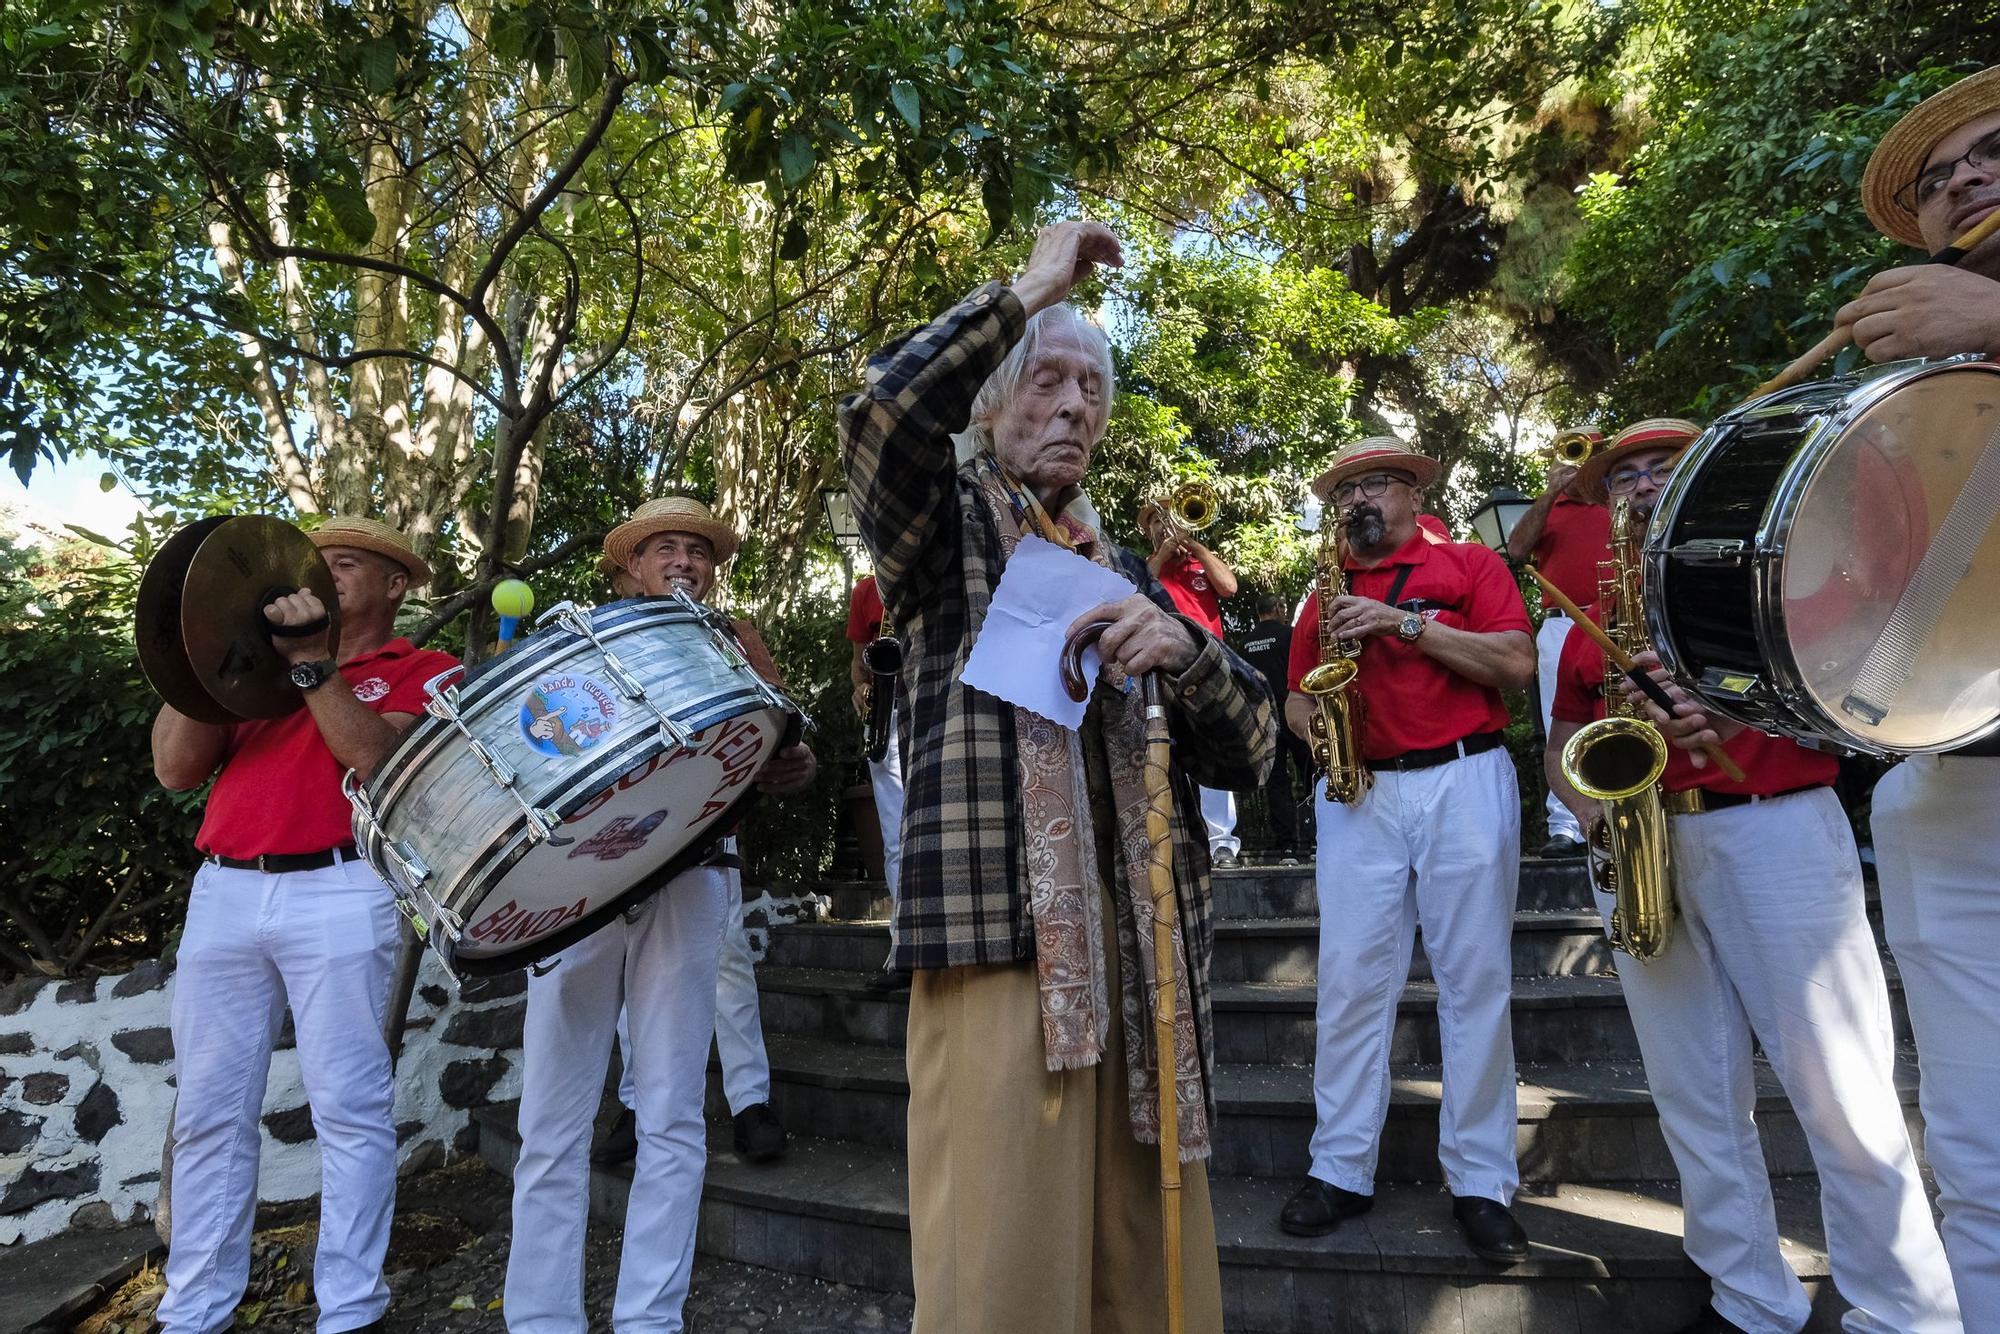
[73,1155,913,1333]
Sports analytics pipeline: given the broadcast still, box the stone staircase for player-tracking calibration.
[475,859,1918,1333]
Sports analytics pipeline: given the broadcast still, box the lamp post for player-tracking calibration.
[1467,485,1535,557]
[821,486,865,590]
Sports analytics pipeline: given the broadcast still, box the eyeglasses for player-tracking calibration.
[1605,462,1676,493]
[1331,473,1406,504]
[1898,127,2000,213]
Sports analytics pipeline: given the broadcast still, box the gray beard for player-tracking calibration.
[1346,509,1388,551]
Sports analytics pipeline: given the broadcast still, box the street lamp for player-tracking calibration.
[820,487,865,555]
[1467,486,1534,556]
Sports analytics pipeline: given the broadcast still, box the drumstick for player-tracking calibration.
[1525,565,1749,782]
[1744,209,2000,403]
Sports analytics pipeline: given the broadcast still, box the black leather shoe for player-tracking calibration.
[1277,1178,1373,1237]
[733,1102,788,1163]
[864,966,913,993]
[591,1106,637,1166]
[1671,1306,1750,1334]
[1212,849,1241,869]
[1452,1195,1529,1264]
[1539,834,1585,859]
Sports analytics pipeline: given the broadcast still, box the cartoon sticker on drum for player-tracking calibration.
[519,674,620,757]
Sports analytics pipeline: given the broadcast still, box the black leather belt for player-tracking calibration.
[205,844,359,874]
[1373,731,1505,773]
[1664,783,1826,814]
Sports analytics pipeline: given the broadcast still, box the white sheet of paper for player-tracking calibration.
[961,534,1138,730]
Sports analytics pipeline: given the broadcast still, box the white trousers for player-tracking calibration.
[1200,786,1240,858]
[1877,755,2000,1333]
[1309,746,1520,1201]
[712,873,771,1116]
[505,869,730,1334]
[1600,788,1957,1334]
[158,859,397,1334]
[613,870,768,1117]
[870,705,906,953]
[1536,615,1583,843]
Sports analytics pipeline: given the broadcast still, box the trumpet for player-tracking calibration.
[1146,481,1219,546]
[1550,430,1601,469]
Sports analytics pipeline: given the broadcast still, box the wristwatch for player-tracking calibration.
[1395,612,1426,643]
[289,658,339,691]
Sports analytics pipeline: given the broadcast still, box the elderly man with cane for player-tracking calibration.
[841,220,1275,1334]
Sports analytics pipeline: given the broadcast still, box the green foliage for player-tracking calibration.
[0,538,204,976]
[731,569,864,885]
[1563,0,2000,416]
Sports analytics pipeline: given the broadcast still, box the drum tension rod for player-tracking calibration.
[552,602,692,752]
[424,682,562,844]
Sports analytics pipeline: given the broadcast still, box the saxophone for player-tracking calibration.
[1298,508,1372,805]
[1559,498,1677,962]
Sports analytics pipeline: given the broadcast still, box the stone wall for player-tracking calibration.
[0,884,825,1247]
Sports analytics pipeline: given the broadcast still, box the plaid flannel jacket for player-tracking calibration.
[839,282,1277,976]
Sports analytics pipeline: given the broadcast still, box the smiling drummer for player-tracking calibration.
[503,495,815,1334]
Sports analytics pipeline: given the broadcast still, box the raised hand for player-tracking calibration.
[1012,221,1125,317]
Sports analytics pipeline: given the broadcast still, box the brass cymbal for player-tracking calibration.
[178,516,341,721]
[135,516,237,724]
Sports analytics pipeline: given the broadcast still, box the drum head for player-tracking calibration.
[1777,364,2000,751]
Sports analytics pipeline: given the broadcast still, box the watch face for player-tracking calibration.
[1399,614,1423,640]
[290,661,324,689]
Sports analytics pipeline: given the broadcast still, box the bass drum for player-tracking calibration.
[1644,355,2000,757]
[348,594,800,978]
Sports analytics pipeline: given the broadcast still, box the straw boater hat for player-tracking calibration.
[308,515,433,586]
[1861,64,2000,249]
[602,495,742,570]
[1577,418,1703,504]
[1309,435,1441,504]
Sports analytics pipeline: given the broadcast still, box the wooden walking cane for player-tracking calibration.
[1743,209,2000,403]
[1061,620,1186,1334]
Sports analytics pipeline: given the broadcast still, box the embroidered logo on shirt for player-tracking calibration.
[352,676,391,703]
[519,674,620,757]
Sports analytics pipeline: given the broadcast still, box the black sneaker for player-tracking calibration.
[1538,834,1586,859]
[1451,1195,1529,1264]
[590,1106,636,1167]
[1211,849,1241,869]
[733,1102,788,1163]
[1277,1178,1373,1237]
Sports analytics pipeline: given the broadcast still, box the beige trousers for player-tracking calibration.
[905,946,1224,1334]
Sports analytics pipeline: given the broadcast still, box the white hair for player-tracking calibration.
[960,304,1116,463]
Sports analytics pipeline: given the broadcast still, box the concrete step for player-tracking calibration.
[708,1034,1920,1186]
[472,1105,1848,1334]
[1212,859,1597,919]
[753,965,1911,1066]
[765,910,1616,983]
[797,858,1600,925]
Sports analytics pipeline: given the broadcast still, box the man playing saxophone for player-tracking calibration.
[1545,421,1957,1334]
[1278,436,1538,1263]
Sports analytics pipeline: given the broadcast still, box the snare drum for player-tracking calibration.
[347,594,801,978]
[1645,355,2000,756]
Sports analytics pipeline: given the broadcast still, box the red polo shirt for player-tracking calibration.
[846,575,884,645]
[1532,495,1612,610]
[196,637,461,859]
[1288,532,1531,759]
[1157,552,1224,635]
[1551,613,1836,795]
